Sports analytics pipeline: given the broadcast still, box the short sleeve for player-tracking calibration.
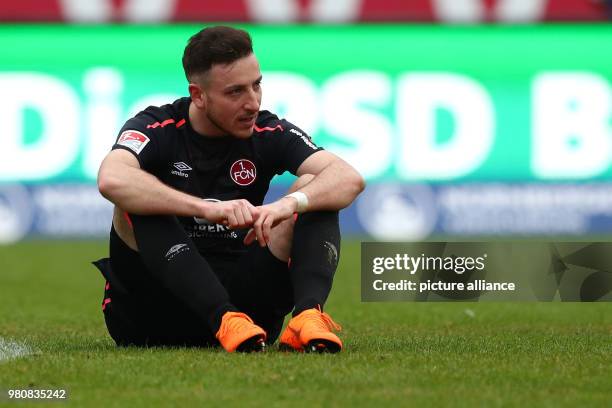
[112,117,160,172]
[272,121,323,175]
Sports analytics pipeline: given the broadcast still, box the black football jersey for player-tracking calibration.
[112,97,322,255]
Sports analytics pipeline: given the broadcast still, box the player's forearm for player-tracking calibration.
[297,161,365,212]
[98,163,206,216]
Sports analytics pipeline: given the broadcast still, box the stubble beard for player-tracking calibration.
[205,106,252,139]
[206,110,234,137]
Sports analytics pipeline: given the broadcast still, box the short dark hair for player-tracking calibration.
[182,26,253,82]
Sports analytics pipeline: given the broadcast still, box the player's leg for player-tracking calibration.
[269,174,341,312]
[266,175,344,353]
[221,245,293,345]
[265,174,314,262]
[97,215,267,352]
[282,209,343,353]
[128,214,232,328]
[129,213,268,352]
[94,229,216,347]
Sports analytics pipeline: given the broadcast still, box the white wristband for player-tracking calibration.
[285,191,309,213]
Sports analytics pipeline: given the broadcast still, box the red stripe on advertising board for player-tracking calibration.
[0,0,62,21]
[0,0,608,22]
[174,0,249,21]
[544,0,609,21]
[360,0,434,21]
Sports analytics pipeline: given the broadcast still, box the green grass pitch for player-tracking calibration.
[0,240,611,407]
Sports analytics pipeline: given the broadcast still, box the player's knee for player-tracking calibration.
[268,217,294,261]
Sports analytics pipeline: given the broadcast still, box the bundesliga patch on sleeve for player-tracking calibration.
[117,130,150,154]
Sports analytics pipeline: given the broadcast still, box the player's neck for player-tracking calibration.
[188,101,229,138]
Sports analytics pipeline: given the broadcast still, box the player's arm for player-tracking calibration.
[97,149,257,228]
[247,150,364,246]
[98,149,205,216]
[291,150,365,211]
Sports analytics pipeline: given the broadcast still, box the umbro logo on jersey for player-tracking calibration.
[173,162,192,172]
[171,162,192,178]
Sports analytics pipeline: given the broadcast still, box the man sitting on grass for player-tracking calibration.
[94,25,364,352]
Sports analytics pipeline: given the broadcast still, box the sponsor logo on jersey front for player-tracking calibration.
[230,159,257,186]
[192,198,238,239]
[171,162,192,178]
[193,198,220,225]
[117,130,150,154]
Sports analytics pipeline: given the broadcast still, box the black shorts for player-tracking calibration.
[93,228,293,347]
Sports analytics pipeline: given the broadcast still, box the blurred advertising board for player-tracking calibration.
[3,183,612,243]
[0,25,611,241]
[1,0,609,23]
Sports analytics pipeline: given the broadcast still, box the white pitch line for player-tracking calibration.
[0,337,34,362]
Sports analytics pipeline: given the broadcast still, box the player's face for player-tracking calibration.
[201,53,263,139]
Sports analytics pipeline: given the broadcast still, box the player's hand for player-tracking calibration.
[200,199,259,229]
[244,197,297,247]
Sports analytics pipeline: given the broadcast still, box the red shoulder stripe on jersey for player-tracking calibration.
[146,118,175,129]
[254,124,284,132]
[146,118,186,129]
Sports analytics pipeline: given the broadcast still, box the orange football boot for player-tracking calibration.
[215,312,267,352]
[279,307,342,353]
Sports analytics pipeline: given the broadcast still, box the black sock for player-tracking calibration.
[129,214,236,332]
[289,211,341,316]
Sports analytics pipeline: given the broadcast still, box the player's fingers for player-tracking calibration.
[233,206,246,228]
[226,211,238,229]
[271,216,284,229]
[254,216,267,247]
[263,216,274,245]
[241,203,253,225]
[250,205,261,221]
[244,199,257,212]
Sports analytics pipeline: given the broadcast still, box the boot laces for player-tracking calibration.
[218,312,255,339]
[321,312,342,332]
[310,309,342,333]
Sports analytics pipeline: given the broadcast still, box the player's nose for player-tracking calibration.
[243,88,260,112]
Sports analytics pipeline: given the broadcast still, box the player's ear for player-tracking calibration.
[189,82,206,109]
